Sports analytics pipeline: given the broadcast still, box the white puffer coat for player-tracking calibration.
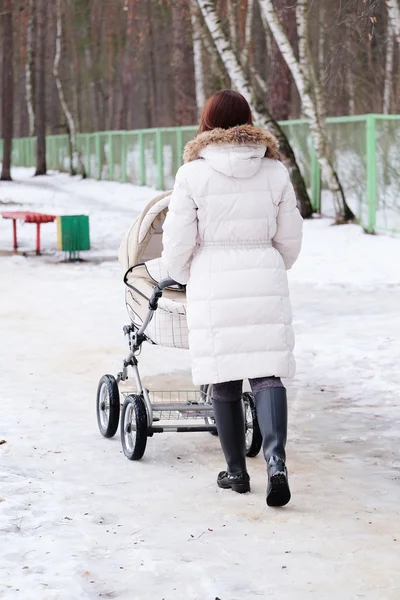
[162,125,303,385]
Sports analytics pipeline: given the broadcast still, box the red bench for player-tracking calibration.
[1,211,56,255]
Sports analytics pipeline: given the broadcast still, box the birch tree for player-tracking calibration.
[384,1,399,112]
[196,0,313,218]
[53,0,84,176]
[259,0,355,222]
[383,24,394,114]
[190,1,206,118]
[385,0,400,42]
[346,35,356,115]
[0,0,13,181]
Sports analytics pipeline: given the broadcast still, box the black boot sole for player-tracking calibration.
[217,480,251,494]
[267,472,291,507]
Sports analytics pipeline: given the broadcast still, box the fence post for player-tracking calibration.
[156,128,164,189]
[176,128,183,172]
[46,137,50,170]
[310,144,321,213]
[95,133,102,180]
[108,132,114,181]
[86,134,91,178]
[54,135,58,171]
[121,133,127,183]
[366,114,377,233]
[49,137,53,170]
[138,131,146,186]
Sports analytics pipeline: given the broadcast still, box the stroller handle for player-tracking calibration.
[148,278,185,311]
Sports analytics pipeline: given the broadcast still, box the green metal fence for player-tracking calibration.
[4,114,400,234]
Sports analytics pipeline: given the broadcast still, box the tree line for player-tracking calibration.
[1,0,399,223]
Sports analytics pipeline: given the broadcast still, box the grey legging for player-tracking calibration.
[212,377,284,403]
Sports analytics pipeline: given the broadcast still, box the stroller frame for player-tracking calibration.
[96,278,262,461]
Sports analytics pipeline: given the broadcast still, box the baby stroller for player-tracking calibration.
[96,191,262,460]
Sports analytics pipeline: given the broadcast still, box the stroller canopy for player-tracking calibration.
[118,190,189,350]
[118,191,172,274]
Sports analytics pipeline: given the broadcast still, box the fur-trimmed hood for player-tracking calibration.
[183,124,279,163]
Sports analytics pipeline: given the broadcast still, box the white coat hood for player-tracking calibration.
[199,145,267,178]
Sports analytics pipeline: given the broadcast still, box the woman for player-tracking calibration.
[162,90,302,507]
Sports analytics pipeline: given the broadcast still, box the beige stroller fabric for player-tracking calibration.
[118,191,189,349]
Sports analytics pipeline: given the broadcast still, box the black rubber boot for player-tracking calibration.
[212,400,250,494]
[254,388,291,507]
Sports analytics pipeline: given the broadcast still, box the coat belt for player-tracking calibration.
[199,241,272,248]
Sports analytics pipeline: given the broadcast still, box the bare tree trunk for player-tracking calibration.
[347,64,356,115]
[26,0,36,137]
[318,1,325,82]
[241,0,267,94]
[1,1,13,179]
[146,0,157,127]
[259,0,355,223]
[383,23,394,113]
[197,0,313,218]
[35,0,47,176]
[18,72,28,138]
[53,0,84,176]
[190,0,206,119]
[119,0,135,130]
[346,34,356,115]
[84,48,100,132]
[385,0,400,43]
[1,0,13,181]
[66,5,83,135]
[242,0,255,65]
[227,0,238,52]
[172,0,197,125]
[268,0,295,121]
[344,16,356,115]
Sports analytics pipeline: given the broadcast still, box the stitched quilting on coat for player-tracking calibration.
[162,125,303,385]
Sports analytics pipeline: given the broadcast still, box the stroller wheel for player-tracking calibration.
[202,385,219,436]
[96,375,120,438]
[243,392,262,458]
[121,395,148,460]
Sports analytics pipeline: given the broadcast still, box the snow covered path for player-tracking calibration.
[1,170,400,599]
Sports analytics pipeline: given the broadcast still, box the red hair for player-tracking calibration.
[198,90,253,133]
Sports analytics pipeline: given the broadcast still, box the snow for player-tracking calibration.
[1,169,400,599]
[291,216,400,287]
